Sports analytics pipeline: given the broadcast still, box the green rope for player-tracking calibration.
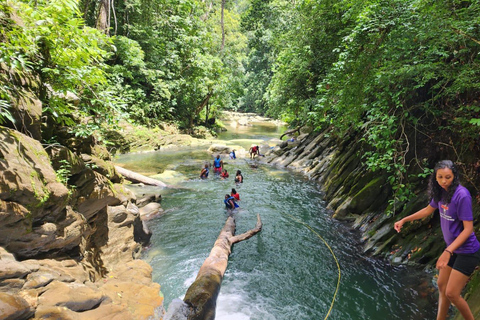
[284,212,341,320]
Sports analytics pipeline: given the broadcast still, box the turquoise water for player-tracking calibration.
[115,123,437,320]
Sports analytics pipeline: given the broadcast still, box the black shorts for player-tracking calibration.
[447,249,480,276]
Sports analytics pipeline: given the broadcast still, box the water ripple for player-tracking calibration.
[119,150,436,320]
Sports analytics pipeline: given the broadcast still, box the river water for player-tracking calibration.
[115,121,437,320]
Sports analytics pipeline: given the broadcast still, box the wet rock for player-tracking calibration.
[207,144,232,154]
[139,202,164,221]
[136,194,162,208]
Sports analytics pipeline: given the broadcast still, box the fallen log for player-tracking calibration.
[114,165,167,187]
[183,214,262,320]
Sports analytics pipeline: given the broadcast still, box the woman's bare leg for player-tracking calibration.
[445,269,473,320]
[436,267,452,320]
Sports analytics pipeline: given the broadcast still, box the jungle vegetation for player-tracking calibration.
[1,0,480,205]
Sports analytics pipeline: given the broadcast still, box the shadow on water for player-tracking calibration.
[115,122,437,320]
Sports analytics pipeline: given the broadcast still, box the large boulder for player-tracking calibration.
[0,247,164,320]
[4,207,87,259]
[0,127,78,258]
[0,127,69,219]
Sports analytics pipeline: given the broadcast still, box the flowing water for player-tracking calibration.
[115,121,437,320]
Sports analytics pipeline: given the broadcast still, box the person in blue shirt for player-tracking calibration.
[213,155,223,175]
[200,164,209,179]
[224,194,239,209]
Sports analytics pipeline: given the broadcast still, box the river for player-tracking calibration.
[115,121,437,320]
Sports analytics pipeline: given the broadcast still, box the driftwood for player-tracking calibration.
[183,214,262,320]
[115,165,167,187]
[279,125,304,140]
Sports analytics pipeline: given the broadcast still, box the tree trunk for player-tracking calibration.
[183,214,262,320]
[279,124,304,140]
[205,100,209,126]
[221,0,225,51]
[115,165,167,187]
[96,0,110,35]
[189,91,213,129]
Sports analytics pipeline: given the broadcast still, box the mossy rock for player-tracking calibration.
[349,175,389,215]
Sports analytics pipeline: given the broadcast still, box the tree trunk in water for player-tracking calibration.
[183,214,262,320]
[114,165,167,187]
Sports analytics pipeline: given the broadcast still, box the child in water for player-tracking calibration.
[231,188,240,201]
[221,169,229,179]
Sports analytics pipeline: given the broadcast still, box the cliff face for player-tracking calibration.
[0,71,163,319]
[261,129,480,318]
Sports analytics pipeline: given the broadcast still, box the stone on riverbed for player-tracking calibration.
[208,144,233,154]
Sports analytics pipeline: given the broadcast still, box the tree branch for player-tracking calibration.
[230,214,262,243]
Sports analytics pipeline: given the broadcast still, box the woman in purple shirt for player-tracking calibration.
[394,160,480,320]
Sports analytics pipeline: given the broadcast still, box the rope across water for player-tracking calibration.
[283,212,341,320]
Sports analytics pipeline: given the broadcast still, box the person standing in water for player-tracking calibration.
[394,160,480,320]
[213,155,223,175]
[224,194,238,210]
[200,163,209,179]
[234,170,243,184]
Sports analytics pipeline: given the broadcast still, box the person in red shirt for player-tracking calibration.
[249,145,259,159]
[221,169,229,179]
[231,188,240,201]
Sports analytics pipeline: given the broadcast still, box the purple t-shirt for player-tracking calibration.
[429,185,480,254]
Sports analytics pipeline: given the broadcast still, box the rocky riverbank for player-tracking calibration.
[0,95,285,320]
[0,124,166,319]
[0,56,169,317]
[260,127,480,319]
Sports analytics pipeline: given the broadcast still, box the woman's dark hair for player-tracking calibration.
[428,160,460,203]
[236,170,241,175]
[225,194,230,198]
[231,188,237,194]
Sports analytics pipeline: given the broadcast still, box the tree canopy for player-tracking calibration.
[2,0,480,202]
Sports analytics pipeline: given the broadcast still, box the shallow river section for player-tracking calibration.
[116,122,437,320]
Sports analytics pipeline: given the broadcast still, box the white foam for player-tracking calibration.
[164,298,189,320]
[216,292,251,320]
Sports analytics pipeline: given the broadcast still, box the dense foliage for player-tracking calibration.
[243,0,480,207]
[2,0,480,204]
[80,0,248,129]
[1,0,112,133]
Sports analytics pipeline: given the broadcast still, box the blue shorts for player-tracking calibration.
[447,249,480,276]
